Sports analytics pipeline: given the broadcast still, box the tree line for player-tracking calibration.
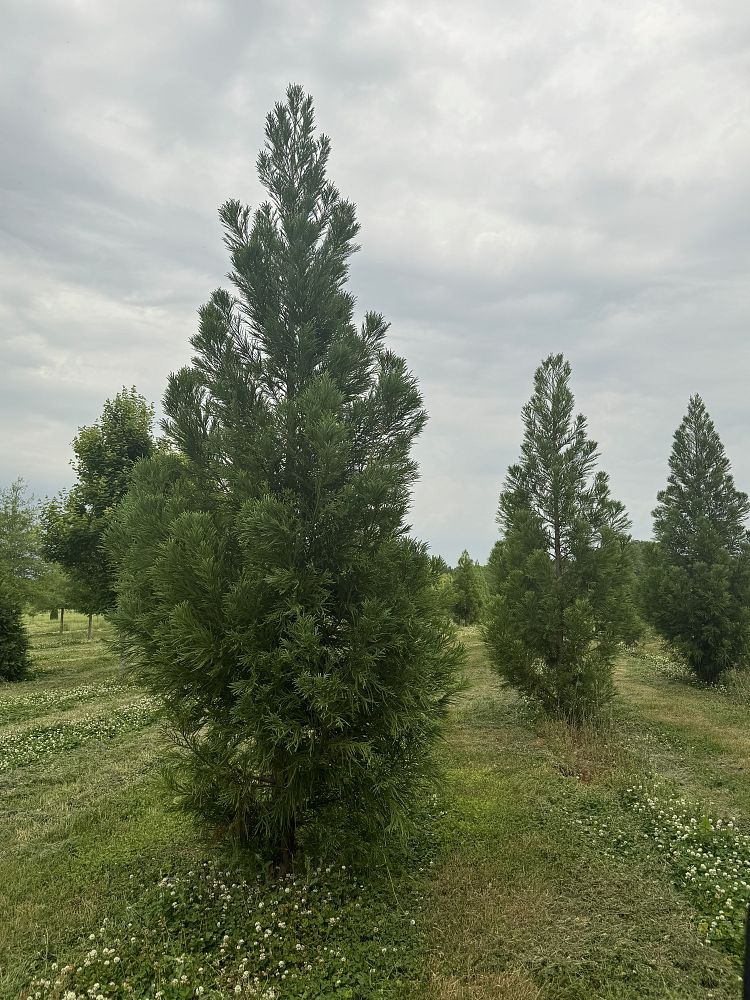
[1,85,748,865]
[447,362,750,718]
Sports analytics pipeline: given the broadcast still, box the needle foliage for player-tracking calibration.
[483,354,637,723]
[109,85,462,864]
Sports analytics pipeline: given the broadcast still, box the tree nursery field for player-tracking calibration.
[2,617,749,1000]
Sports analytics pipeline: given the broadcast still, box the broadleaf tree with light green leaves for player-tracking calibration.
[42,388,156,638]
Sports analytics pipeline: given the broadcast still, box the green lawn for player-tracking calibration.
[1,620,748,999]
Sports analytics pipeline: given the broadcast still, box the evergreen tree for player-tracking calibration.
[485,539,505,595]
[642,395,750,682]
[109,85,462,865]
[451,549,486,624]
[0,572,31,681]
[483,354,637,723]
[42,388,155,637]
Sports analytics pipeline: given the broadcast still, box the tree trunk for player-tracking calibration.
[277,817,297,875]
[87,612,93,641]
[59,607,65,633]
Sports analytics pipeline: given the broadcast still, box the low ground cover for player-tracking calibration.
[2,619,749,999]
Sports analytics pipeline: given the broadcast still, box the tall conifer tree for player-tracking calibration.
[483,354,637,723]
[643,395,750,681]
[109,85,461,864]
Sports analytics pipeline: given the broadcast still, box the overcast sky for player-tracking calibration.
[2,0,749,564]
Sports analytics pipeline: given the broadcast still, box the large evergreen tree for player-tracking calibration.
[42,388,155,637]
[109,85,462,865]
[0,572,31,681]
[642,395,750,682]
[483,354,637,723]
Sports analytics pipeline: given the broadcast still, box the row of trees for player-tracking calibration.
[480,357,750,722]
[2,85,747,865]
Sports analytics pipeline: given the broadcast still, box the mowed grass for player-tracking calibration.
[1,619,749,999]
[0,615,192,999]
[418,632,743,1000]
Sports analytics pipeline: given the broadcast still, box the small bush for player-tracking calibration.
[0,574,31,681]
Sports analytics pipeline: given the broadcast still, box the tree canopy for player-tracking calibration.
[42,388,155,619]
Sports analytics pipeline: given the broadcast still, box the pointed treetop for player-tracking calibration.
[654,394,749,554]
[500,353,629,548]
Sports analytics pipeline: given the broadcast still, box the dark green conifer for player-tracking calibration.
[483,354,637,723]
[109,85,462,864]
[0,573,31,681]
[451,550,486,624]
[643,395,750,682]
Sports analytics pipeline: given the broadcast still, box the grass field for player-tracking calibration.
[1,618,748,999]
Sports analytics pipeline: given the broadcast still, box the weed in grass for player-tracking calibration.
[24,860,429,1000]
[623,781,750,965]
[0,682,132,725]
[0,698,159,772]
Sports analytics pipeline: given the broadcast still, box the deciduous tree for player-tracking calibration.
[0,479,45,605]
[42,388,155,638]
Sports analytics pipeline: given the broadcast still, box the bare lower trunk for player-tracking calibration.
[87,612,93,641]
[59,608,65,634]
[277,818,297,875]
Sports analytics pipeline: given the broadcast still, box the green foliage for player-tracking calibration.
[0,478,71,615]
[109,85,462,863]
[42,388,155,616]
[25,560,74,616]
[0,572,31,681]
[485,538,505,595]
[429,553,449,576]
[642,395,750,683]
[450,549,486,624]
[0,479,46,604]
[483,354,637,724]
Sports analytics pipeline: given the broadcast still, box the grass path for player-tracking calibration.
[615,650,750,820]
[418,631,743,999]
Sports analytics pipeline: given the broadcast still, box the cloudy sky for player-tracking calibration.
[2,0,749,564]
